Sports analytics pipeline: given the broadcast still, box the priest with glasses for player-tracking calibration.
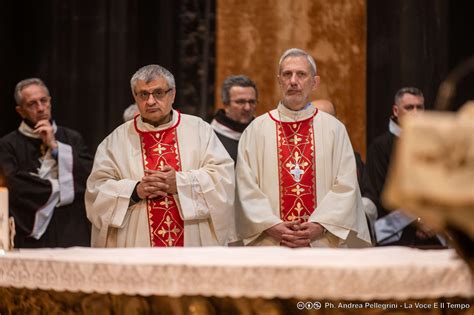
[86,64,234,248]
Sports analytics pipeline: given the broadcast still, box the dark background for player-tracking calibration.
[0,0,215,150]
[367,0,474,143]
[1,0,473,153]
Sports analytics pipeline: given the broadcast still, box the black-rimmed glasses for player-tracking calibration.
[230,99,257,106]
[135,88,173,101]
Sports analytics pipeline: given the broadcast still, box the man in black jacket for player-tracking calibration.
[211,75,258,162]
[0,78,93,248]
[362,87,442,247]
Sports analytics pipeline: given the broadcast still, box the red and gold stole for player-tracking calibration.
[134,114,184,247]
[272,111,317,223]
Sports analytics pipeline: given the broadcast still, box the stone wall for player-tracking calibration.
[216,0,366,156]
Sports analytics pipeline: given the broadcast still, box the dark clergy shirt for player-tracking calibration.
[211,109,252,163]
[361,119,442,247]
[0,124,93,248]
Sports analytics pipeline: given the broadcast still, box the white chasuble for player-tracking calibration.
[235,103,371,247]
[86,110,235,247]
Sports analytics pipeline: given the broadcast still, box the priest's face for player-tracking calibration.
[278,56,319,111]
[224,86,257,124]
[392,93,424,122]
[15,84,52,125]
[133,77,175,126]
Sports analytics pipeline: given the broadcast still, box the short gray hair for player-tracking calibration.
[279,48,317,76]
[221,75,258,105]
[14,78,50,105]
[130,64,175,93]
[394,87,424,105]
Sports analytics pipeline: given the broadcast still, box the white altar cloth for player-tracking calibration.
[0,247,472,300]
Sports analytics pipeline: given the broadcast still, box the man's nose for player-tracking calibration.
[36,101,46,111]
[146,94,156,104]
[290,73,298,84]
[411,107,420,114]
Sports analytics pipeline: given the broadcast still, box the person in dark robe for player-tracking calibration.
[210,75,258,162]
[0,78,92,248]
[361,87,443,247]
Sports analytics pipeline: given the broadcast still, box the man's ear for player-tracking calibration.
[15,105,26,119]
[312,76,320,91]
[392,104,399,118]
[222,103,230,113]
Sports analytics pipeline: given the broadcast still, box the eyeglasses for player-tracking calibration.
[135,88,173,101]
[230,99,257,106]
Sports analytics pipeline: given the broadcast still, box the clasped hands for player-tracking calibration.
[415,219,436,240]
[136,166,177,199]
[265,220,326,248]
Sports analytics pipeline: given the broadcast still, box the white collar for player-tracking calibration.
[389,118,401,137]
[211,119,242,141]
[135,110,178,132]
[275,102,316,122]
[18,120,58,139]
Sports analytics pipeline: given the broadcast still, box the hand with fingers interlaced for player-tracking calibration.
[266,220,326,248]
[136,165,177,200]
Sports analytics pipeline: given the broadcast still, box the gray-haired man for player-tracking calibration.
[235,48,371,248]
[86,64,235,248]
[0,78,92,248]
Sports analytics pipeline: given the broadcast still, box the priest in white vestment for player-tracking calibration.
[86,65,235,247]
[235,48,371,247]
